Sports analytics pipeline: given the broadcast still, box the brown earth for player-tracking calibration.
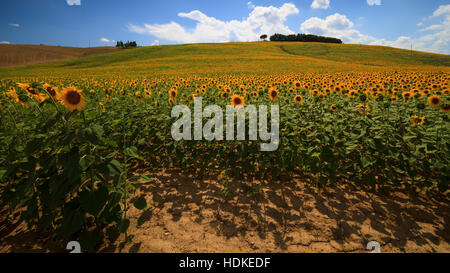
[0,44,119,67]
[0,169,449,253]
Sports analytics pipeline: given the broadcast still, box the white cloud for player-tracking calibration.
[431,4,450,17]
[66,0,81,6]
[301,13,373,44]
[128,3,299,43]
[419,24,443,32]
[366,0,381,6]
[311,0,330,9]
[0,41,11,44]
[9,23,19,27]
[100,37,115,43]
[151,40,160,46]
[301,9,450,54]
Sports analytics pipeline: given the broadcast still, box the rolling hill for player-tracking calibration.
[0,42,449,78]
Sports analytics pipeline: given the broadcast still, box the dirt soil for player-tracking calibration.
[0,44,119,67]
[1,169,449,253]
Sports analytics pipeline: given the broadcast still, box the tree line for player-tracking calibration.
[269,33,343,44]
[116,41,137,48]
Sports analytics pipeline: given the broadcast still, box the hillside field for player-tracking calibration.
[0,44,120,67]
[1,42,449,78]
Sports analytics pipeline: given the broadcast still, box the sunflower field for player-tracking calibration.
[0,43,449,251]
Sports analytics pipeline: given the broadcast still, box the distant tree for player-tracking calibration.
[116,40,137,49]
[269,33,343,44]
[260,34,268,41]
[116,41,124,48]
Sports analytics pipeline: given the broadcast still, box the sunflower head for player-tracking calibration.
[441,103,450,113]
[60,87,86,112]
[169,89,177,98]
[330,104,337,112]
[418,116,425,125]
[99,102,105,112]
[428,95,441,107]
[231,94,244,107]
[294,95,303,104]
[268,88,279,101]
[357,104,370,114]
[402,91,412,100]
[43,83,58,99]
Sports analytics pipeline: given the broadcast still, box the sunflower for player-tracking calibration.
[418,116,425,125]
[268,87,279,101]
[59,87,86,111]
[252,91,259,98]
[428,95,441,107]
[99,102,105,112]
[411,115,419,126]
[169,89,177,99]
[17,83,31,92]
[402,91,412,100]
[441,103,450,113]
[43,83,58,99]
[391,96,398,102]
[231,94,245,107]
[357,104,370,114]
[330,104,337,112]
[294,95,303,104]
[221,92,229,99]
[348,90,357,98]
[411,115,425,126]
[293,81,302,89]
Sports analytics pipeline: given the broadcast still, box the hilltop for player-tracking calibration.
[0,42,449,78]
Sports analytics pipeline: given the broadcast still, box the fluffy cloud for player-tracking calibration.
[9,23,19,27]
[366,0,381,6]
[432,4,450,17]
[311,0,330,9]
[0,41,11,44]
[100,37,114,43]
[301,13,373,44]
[300,7,450,54]
[128,3,299,43]
[151,40,160,46]
[66,0,81,6]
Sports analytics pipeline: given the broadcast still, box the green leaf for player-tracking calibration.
[0,170,6,180]
[25,138,44,155]
[79,155,95,171]
[139,175,152,182]
[133,196,147,210]
[79,186,108,216]
[79,229,103,252]
[59,208,85,239]
[124,146,144,161]
[118,218,130,233]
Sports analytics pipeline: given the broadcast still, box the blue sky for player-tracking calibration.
[0,0,449,54]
